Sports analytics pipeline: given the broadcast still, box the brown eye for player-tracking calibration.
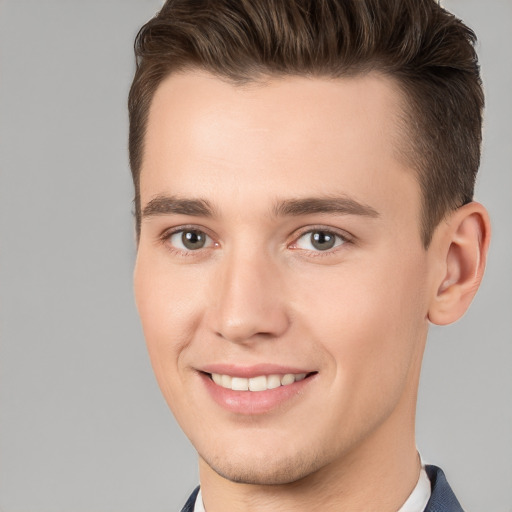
[169,229,212,251]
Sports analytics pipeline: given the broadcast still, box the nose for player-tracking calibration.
[208,250,290,344]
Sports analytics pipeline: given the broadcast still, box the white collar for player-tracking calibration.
[396,465,431,512]
[194,489,205,512]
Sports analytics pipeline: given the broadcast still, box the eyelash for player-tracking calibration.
[158,225,353,257]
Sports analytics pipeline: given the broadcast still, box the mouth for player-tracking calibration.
[207,372,314,391]
[199,368,318,414]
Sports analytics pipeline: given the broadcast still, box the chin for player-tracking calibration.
[200,448,324,486]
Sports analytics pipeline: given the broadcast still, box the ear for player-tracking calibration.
[428,202,491,325]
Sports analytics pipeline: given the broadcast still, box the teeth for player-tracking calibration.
[231,377,249,391]
[221,374,231,388]
[281,373,295,386]
[249,375,267,391]
[267,374,281,389]
[210,372,309,392]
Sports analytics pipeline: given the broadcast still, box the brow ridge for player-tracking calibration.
[142,195,215,218]
[272,196,379,218]
[141,194,379,220]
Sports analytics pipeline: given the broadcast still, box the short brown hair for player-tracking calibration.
[128,0,484,247]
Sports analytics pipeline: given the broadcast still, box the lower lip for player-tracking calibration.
[200,373,315,415]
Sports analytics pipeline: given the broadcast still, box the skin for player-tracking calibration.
[134,71,490,511]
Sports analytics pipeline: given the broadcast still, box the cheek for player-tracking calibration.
[292,250,428,394]
[133,252,205,390]
[134,255,214,436]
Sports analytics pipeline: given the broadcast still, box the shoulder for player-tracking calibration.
[424,465,465,512]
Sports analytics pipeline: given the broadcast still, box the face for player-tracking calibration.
[134,71,432,485]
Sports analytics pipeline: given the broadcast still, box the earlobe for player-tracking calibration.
[428,202,491,326]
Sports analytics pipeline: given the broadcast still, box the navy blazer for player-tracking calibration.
[180,465,463,512]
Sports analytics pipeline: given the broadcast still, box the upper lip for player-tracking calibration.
[200,363,315,378]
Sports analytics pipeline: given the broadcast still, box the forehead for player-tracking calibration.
[140,70,419,225]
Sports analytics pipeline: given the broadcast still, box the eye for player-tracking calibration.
[294,229,346,251]
[167,229,214,251]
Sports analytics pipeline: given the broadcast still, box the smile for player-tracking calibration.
[211,373,307,392]
[201,368,317,414]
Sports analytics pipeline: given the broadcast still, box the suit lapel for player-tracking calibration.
[424,465,464,512]
[180,486,200,512]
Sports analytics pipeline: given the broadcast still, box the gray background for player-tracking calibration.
[0,0,510,510]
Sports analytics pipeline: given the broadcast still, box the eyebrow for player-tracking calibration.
[141,194,379,220]
[272,197,379,218]
[142,195,216,219]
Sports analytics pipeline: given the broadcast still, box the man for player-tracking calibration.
[128,0,490,510]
